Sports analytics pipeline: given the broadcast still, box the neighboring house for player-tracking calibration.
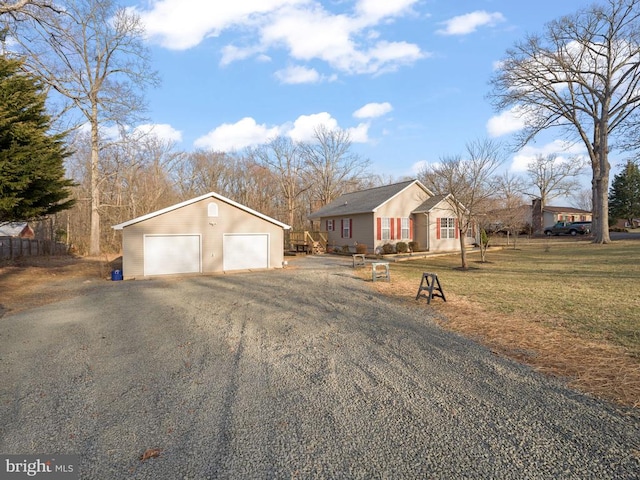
[0,222,35,239]
[308,179,477,254]
[112,192,290,279]
[531,199,592,234]
[613,218,640,229]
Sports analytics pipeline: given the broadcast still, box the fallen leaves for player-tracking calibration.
[140,448,162,462]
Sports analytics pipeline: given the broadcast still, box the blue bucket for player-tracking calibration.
[111,269,123,281]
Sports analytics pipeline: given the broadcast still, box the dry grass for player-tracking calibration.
[362,238,640,408]
[0,254,121,316]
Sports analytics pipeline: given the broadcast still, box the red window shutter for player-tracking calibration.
[377,217,382,240]
[390,218,395,240]
[349,219,352,238]
[410,218,414,239]
[455,219,459,239]
[341,219,344,238]
[397,218,402,239]
[436,218,441,240]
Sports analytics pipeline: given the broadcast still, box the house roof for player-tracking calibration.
[0,222,29,237]
[412,194,451,213]
[112,192,291,230]
[309,180,433,219]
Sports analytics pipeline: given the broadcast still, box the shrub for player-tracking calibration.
[355,243,367,254]
[396,241,408,253]
[382,243,395,254]
[341,244,351,254]
[408,241,420,252]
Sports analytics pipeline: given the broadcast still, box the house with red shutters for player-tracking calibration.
[308,179,477,254]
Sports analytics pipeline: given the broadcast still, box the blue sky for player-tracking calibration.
[123,0,602,183]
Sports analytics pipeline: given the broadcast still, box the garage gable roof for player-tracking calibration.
[112,192,290,230]
[309,180,432,219]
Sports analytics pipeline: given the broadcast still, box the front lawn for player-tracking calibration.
[368,238,640,407]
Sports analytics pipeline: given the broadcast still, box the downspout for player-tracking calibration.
[423,212,430,251]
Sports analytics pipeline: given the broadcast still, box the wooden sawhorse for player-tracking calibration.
[371,262,390,282]
[415,272,446,304]
[352,254,366,268]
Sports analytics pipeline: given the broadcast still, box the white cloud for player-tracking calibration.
[366,41,426,74]
[486,107,527,137]
[194,117,281,151]
[194,111,372,151]
[355,0,418,22]
[353,102,393,119]
[286,112,339,142]
[347,123,370,143]
[437,11,505,36]
[219,45,260,67]
[411,159,439,175]
[261,7,427,74]
[133,0,305,50]
[136,0,427,76]
[134,123,183,143]
[510,141,587,172]
[274,65,338,84]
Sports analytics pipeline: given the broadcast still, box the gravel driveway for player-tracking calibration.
[1,256,638,479]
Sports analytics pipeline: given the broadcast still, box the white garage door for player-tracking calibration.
[144,235,201,276]
[223,234,268,271]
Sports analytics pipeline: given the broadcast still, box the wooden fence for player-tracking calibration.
[0,237,69,260]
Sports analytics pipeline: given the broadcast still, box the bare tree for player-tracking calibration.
[524,154,586,207]
[8,0,159,255]
[572,187,594,212]
[63,128,183,253]
[0,0,56,16]
[489,0,640,244]
[491,172,530,247]
[300,125,371,208]
[253,136,309,229]
[419,139,505,269]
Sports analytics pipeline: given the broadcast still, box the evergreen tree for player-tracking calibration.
[608,160,640,227]
[0,55,75,222]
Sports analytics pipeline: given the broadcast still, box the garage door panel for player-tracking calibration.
[223,234,268,271]
[144,235,201,276]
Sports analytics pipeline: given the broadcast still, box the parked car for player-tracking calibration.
[544,221,592,236]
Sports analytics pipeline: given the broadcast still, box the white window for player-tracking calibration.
[207,202,218,217]
[466,225,475,238]
[326,219,334,231]
[342,218,351,238]
[401,217,410,239]
[381,217,390,240]
[440,218,456,239]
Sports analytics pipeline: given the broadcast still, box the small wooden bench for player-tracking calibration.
[371,262,390,282]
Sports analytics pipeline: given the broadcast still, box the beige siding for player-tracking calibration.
[322,214,373,253]
[121,197,284,278]
[427,206,476,252]
[316,184,476,254]
[373,184,430,251]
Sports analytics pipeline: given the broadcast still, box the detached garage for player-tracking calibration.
[112,192,290,279]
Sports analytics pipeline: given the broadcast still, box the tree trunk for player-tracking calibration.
[593,120,612,244]
[89,112,101,256]
[459,230,467,269]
